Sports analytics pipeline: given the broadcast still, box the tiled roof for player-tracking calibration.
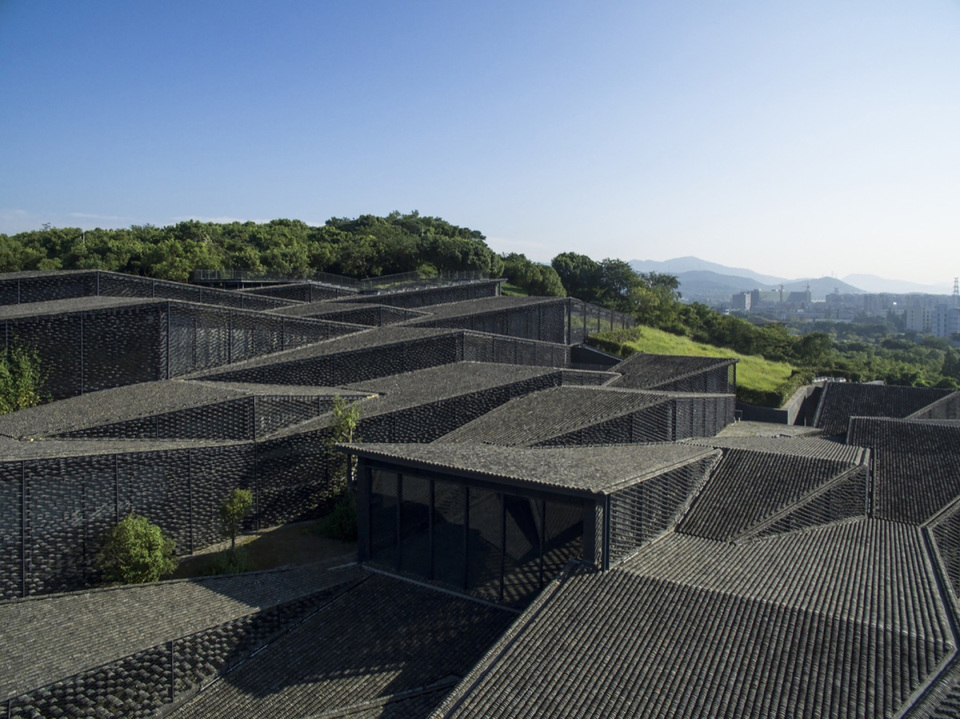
[848,417,960,525]
[435,387,681,446]
[433,520,954,718]
[182,326,459,378]
[0,296,163,319]
[404,295,566,321]
[169,571,516,719]
[608,353,736,390]
[345,363,561,414]
[678,448,866,541]
[684,435,867,463]
[0,435,242,460]
[0,562,363,699]
[814,382,953,436]
[0,380,244,438]
[340,442,720,496]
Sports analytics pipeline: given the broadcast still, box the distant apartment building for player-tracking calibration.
[730,292,751,311]
[906,299,935,333]
[934,304,960,339]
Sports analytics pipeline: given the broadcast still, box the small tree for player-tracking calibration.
[219,488,253,555]
[320,397,362,540]
[324,396,362,492]
[97,513,177,584]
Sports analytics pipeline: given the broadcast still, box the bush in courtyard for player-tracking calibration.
[320,491,358,541]
[97,513,177,584]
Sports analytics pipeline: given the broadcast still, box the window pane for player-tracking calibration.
[543,499,583,578]
[466,487,502,601]
[370,470,398,566]
[502,496,542,606]
[433,481,465,587]
[399,475,432,578]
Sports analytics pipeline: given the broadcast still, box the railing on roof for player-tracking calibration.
[193,268,491,292]
[357,269,488,293]
[567,298,635,344]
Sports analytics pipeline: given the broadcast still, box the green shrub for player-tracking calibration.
[209,547,249,575]
[0,344,46,414]
[320,491,358,541]
[97,513,177,584]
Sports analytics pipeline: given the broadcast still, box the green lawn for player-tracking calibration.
[610,326,797,395]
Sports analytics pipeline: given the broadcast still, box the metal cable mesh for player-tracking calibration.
[0,438,343,599]
[607,456,715,565]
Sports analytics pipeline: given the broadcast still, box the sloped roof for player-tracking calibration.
[0,435,245,460]
[182,326,459,378]
[678,448,866,541]
[684,435,867,463]
[0,380,364,440]
[0,296,164,319]
[433,520,954,718]
[263,363,562,440]
[814,381,953,436]
[848,417,960,525]
[405,295,566,321]
[0,562,363,700]
[169,571,516,719]
[340,442,720,496]
[608,353,736,390]
[436,386,686,446]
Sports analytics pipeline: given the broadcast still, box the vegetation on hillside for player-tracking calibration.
[4,213,957,398]
[591,326,809,407]
[0,212,504,283]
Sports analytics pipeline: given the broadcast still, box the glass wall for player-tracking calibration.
[367,469,584,606]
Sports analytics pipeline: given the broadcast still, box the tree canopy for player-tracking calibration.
[0,211,503,282]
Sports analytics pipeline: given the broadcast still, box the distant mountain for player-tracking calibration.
[668,271,864,303]
[841,274,953,295]
[667,271,773,303]
[629,256,786,287]
[629,257,874,303]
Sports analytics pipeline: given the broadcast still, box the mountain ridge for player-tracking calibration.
[629,257,953,300]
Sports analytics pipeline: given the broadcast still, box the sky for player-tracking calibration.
[1,1,958,287]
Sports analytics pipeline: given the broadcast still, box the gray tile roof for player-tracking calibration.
[848,417,960,525]
[684,435,867,463]
[182,326,458,379]
[608,353,737,389]
[169,571,516,719]
[814,381,954,436]
[344,363,560,413]
[435,386,686,446]
[433,519,954,718]
[0,380,363,440]
[0,435,242,460]
[340,442,720,496]
[0,295,163,319]
[0,562,364,699]
[404,295,566,321]
[678,447,867,541]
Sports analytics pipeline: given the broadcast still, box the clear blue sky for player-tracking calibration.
[1,1,958,286]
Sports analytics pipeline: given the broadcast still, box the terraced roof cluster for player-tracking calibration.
[5,269,960,718]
